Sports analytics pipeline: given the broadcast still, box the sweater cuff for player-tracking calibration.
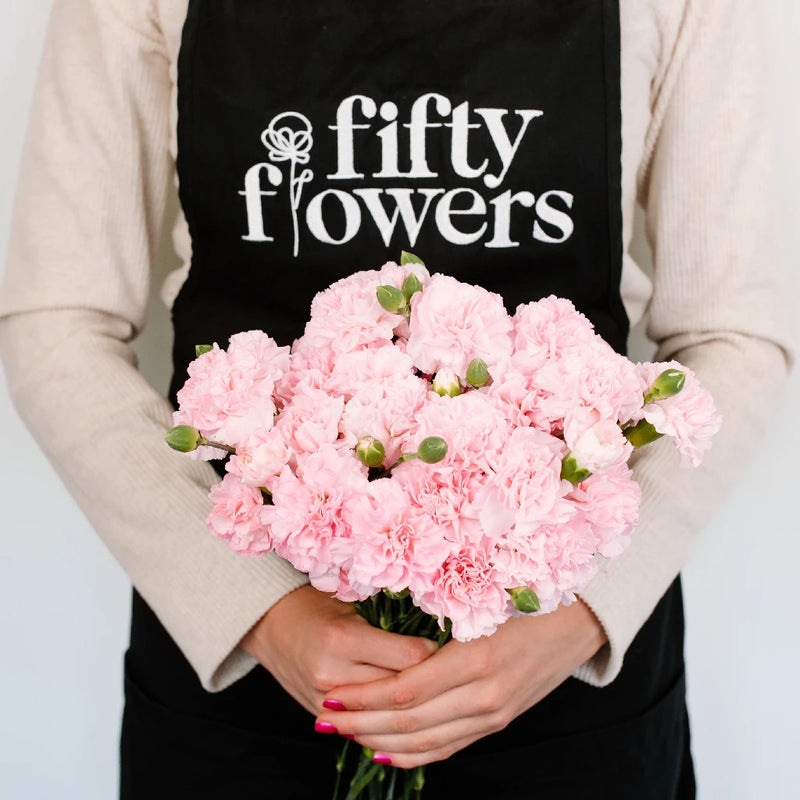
[178,552,309,692]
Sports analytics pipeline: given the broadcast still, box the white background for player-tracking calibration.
[1,2,798,798]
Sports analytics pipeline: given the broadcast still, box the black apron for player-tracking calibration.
[121,1,694,797]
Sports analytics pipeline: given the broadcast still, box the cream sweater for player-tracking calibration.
[0,0,793,691]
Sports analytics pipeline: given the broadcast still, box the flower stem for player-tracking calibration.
[197,435,236,455]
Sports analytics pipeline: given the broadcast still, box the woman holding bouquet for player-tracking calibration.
[0,0,792,798]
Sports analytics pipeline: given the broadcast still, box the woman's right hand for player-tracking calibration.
[239,585,438,716]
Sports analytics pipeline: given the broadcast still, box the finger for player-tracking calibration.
[344,618,438,672]
[326,640,478,711]
[361,726,488,770]
[318,676,501,739]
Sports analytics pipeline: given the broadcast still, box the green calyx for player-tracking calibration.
[507,586,541,614]
[644,368,686,404]
[560,454,592,485]
[623,419,664,448]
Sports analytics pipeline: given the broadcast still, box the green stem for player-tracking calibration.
[197,435,236,455]
[378,452,419,478]
[386,768,398,800]
[332,740,350,800]
[347,762,384,799]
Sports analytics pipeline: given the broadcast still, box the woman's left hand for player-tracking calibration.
[315,599,607,769]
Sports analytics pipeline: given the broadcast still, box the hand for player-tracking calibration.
[316,599,607,768]
[240,585,438,716]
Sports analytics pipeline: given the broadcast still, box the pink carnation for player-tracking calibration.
[407,391,512,473]
[406,274,513,380]
[175,331,288,449]
[262,445,369,590]
[511,296,596,372]
[302,270,398,354]
[568,464,641,558]
[274,385,344,457]
[415,544,511,641]
[563,407,632,473]
[475,427,570,538]
[207,474,272,556]
[636,361,722,468]
[393,461,485,547]
[344,479,453,596]
[226,427,292,490]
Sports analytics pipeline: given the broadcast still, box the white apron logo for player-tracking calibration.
[239,93,575,256]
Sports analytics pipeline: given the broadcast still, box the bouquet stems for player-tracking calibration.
[332,593,450,800]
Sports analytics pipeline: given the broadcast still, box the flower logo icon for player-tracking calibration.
[261,112,314,257]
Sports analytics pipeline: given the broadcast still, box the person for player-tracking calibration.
[0,0,792,798]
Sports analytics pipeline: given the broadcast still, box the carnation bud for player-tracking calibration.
[466,358,490,388]
[195,344,213,357]
[418,436,448,464]
[356,436,386,468]
[623,419,664,448]
[376,284,407,314]
[644,369,686,404]
[401,272,424,302]
[560,454,592,485]
[400,250,425,267]
[507,587,541,614]
[432,369,462,397]
[165,425,202,453]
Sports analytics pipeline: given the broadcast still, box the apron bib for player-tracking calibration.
[122,2,694,797]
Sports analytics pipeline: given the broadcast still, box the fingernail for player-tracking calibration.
[342,733,356,741]
[323,699,347,711]
[315,721,339,734]
[373,753,392,765]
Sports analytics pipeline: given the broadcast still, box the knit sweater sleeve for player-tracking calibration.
[574,0,794,686]
[0,0,308,692]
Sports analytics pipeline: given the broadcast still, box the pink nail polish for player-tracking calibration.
[323,699,347,711]
[342,733,356,741]
[373,753,392,765]
[314,721,339,734]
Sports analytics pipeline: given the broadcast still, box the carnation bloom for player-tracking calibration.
[475,427,570,538]
[511,296,596,371]
[344,479,453,596]
[415,544,511,641]
[393,461,484,546]
[635,361,722,468]
[407,273,513,380]
[226,427,292,490]
[563,407,632,473]
[568,464,641,557]
[408,391,512,473]
[174,331,288,450]
[262,446,369,589]
[207,474,271,556]
[302,270,399,354]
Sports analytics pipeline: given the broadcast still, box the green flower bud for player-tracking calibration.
[418,436,448,464]
[560,454,592,485]
[195,344,213,357]
[401,272,424,302]
[466,358,490,388]
[644,368,686,404]
[400,250,425,267]
[623,419,664,448]
[376,284,407,313]
[507,586,541,614]
[432,369,462,397]
[165,425,202,453]
[356,436,386,468]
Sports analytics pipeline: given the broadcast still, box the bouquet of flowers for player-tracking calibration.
[167,253,721,799]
